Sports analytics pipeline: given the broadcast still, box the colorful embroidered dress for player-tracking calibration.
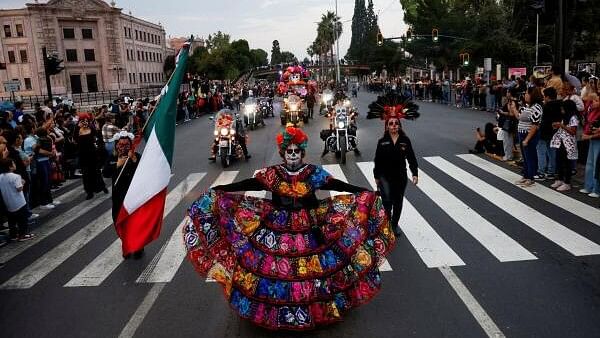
[183,164,395,330]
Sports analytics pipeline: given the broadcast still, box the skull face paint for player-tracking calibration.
[284,144,303,170]
[116,138,132,157]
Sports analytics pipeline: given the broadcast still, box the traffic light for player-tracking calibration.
[406,28,413,42]
[432,28,439,42]
[377,31,384,46]
[45,55,64,76]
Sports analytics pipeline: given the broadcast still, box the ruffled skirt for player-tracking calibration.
[183,190,395,330]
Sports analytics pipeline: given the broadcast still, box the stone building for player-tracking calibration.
[0,0,168,97]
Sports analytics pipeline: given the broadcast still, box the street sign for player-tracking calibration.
[484,58,492,71]
[3,80,20,92]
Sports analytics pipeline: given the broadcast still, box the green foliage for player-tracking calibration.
[188,33,268,80]
[271,40,282,65]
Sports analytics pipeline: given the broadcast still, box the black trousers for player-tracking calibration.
[378,175,408,229]
[7,205,29,238]
[556,145,572,184]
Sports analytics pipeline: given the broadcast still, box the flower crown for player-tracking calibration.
[276,127,308,152]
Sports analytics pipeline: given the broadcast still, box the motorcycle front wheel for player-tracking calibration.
[339,135,347,164]
[221,154,230,168]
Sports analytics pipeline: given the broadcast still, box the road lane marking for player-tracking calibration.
[458,154,600,227]
[439,266,506,338]
[425,156,600,256]
[138,172,239,284]
[245,170,267,198]
[417,169,537,262]
[0,193,111,264]
[118,283,166,338]
[357,162,465,268]
[322,164,352,197]
[63,173,205,288]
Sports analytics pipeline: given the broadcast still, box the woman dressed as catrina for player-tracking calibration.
[183,126,396,330]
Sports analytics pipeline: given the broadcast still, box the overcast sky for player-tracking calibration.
[3,0,408,60]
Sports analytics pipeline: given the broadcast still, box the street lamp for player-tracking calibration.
[432,28,439,42]
[377,31,384,46]
[459,53,470,66]
[406,28,413,42]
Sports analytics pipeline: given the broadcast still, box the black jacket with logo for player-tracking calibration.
[374,132,418,181]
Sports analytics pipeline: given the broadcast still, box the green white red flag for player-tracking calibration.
[115,38,191,256]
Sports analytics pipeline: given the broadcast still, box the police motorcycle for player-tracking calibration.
[209,110,244,168]
[258,97,274,118]
[242,97,265,130]
[281,94,307,126]
[320,89,334,116]
[321,101,359,165]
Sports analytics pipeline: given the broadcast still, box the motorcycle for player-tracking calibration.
[258,97,274,118]
[323,103,358,164]
[210,110,244,168]
[281,94,307,126]
[243,97,265,130]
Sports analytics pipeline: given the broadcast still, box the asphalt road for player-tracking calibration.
[1,91,600,338]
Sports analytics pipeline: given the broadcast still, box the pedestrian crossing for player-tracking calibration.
[1,155,600,290]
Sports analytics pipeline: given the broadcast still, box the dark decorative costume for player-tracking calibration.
[183,128,395,330]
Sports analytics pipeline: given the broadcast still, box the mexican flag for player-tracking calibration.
[115,38,191,256]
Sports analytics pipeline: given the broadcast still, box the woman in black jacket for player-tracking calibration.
[374,117,418,236]
[368,93,420,236]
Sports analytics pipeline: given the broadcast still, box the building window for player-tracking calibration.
[7,50,16,63]
[143,73,147,82]
[3,25,11,38]
[135,29,138,40]
[63,28,75,39]
[139,73,142,83]
[86,74,98,92]
[82,28,93,39]
[70,74,82,94]
[84,49,95,62]
[137,50,140,61]
[19,50,27,63]
[66,49,78,62]
[123,27,127,38]
[16,24,24,37]
[24,78,32,90]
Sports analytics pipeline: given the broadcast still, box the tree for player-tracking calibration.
[250,49,268,67]
[163,54,176,78]
[347,0,367,63]
[271,40,282,65]
[280,51,297,63]
[206,31,230,51]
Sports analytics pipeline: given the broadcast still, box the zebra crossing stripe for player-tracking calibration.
[63,173,205,288]
[417,169,537,262]
[245,170,267,198]
[356,162,465,268]
[425,156,600,256]
[322,164,392,271]
[458,154,600,227]
[135,172,237,284]
[322,164,352,197]
[0,193,111,264]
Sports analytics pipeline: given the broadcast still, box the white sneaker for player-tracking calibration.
[579,188,591,194]
[29,213,40,220]
[40,204,55,209]
[589,193,600,198]
[53,200,62,205]
[556,183,571,192]
[550,180,564,188]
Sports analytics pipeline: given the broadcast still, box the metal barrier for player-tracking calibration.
[0,86,165,110]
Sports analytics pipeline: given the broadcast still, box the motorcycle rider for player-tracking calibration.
[209,111,251,162]
[306,91,316,119]
[321,102,361,157]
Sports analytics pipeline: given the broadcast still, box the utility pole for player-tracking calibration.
[535,13,539,65]
[334,0,341,85]
[557,0,565,69]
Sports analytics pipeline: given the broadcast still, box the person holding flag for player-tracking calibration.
[112,38,192,258]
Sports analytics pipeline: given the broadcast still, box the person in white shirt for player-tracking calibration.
[0,158,34,241]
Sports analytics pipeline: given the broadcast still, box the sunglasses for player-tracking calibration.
[388,121,400,126]
[286,148,301,155]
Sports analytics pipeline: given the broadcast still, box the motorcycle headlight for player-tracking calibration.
[230,129,235,135]
[220,128,228,136]
[289,104,297,110]
[344,100,351,106]
[213,130,219,136]
[338,121,345,129]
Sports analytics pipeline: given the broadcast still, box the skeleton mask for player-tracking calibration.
[116,138,132,157]
[284,144,302,169]
[290,73,301,83]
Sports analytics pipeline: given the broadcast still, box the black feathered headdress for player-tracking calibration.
[367,93,420,121]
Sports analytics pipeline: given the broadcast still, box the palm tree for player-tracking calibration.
[316,11,342,79]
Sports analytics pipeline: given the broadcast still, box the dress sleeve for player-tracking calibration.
[320,178,369,193]
[405,138,419,177]
[213,178,264,192]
